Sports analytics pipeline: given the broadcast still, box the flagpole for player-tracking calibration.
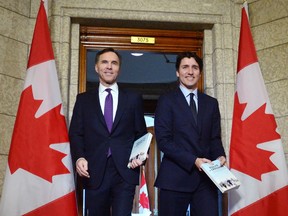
[83,189,86,216]
[242,0,249,19]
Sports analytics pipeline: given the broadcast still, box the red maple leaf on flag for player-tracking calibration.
[139,191,150,209]
[8,86,70,182]
[230,93,280,180]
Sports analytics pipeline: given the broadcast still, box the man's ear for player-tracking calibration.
[95,65,98,73]
[176,70,179,78]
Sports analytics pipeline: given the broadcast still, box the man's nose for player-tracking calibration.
[187,67,194,74]
[106,62,112,69]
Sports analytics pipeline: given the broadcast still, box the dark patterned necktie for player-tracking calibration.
[190,93,197,124]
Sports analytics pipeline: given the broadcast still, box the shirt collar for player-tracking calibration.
[179,85,198,99]
[99,83,118,93]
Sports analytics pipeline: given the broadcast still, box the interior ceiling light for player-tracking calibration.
[131,53,144,57]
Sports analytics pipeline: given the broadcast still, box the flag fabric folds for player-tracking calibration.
[132,167,151,216]
[228,2,288,216]
[0,1,78,215]
[139,168,151,215]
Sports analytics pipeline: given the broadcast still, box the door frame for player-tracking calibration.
[79,26,204,93]
[77,26,204,215]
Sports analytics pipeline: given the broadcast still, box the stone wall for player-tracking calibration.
[0,0,32,198]
[250,0,288,159]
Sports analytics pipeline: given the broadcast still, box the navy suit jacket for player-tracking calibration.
[69,87,147,189]
[154,87,226,192]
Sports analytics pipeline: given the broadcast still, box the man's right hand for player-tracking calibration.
[76,158,90,178]
[195,158,212,171]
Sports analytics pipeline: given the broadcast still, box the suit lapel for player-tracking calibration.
[111,89,126,132]
[175,88,198,129]
[197,92,205,134]
[92,88,108,131]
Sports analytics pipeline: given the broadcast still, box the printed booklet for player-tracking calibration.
[127,132,153,168]
[201,159,240,193]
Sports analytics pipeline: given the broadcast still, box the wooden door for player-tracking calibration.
[77,26,204,215]
[79,26,204,94]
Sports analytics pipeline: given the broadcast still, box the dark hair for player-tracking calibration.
[175,52,203,72]
[95,48,122,66]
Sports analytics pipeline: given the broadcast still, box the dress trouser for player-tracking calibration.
[85,157,136,216]
[159,180,218,216]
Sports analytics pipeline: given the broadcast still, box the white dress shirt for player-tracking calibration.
[179,85,198,112]
[99,83,119,121]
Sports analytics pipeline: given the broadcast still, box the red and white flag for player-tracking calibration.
[0,1,78,215]
[132,168,151,216]
[228,2,288,216]
[139,168,151,214]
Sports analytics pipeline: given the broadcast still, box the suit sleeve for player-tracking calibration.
[133,93,147,140]
[68,94,85,165]
[209,99,226,160]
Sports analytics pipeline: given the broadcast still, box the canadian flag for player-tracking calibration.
[132,168,151,216]
[0,1,78,215]
[228,2,288,216]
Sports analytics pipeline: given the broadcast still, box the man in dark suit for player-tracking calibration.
[69,48,147,216]
[154,52,226,216]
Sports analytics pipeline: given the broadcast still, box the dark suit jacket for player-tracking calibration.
[69,87,147,189]
[154,87,226,192]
